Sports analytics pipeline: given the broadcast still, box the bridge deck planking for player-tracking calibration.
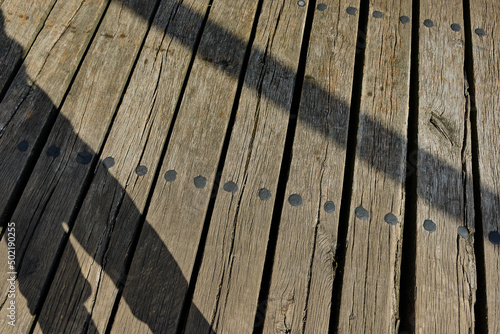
[0,0,497,332]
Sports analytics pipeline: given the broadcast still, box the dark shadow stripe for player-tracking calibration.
[0,0,497,332]
[108,0,500,237]
[0,0,113,229]
[26,0,164,332]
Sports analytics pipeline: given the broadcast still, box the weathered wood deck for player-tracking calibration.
[0,0,498,333]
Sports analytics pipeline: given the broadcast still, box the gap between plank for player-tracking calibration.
[101,0,217,332]
[462,0,488,332]
[251,0,317,332]
[398,0,420,332]
[328,0,369,332]
[172,0,265,330]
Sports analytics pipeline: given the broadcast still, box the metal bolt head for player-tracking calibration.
[423,19,434,27]
[400,16,410,24]
[451,23,461,32]
[475,28,486,36]
[346,7,357,15]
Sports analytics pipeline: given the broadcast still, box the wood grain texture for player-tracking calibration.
[0,0,158,332]
[184,1,307,332]
[0,0,109,220]
[262,0,360,332]
[0,0,494,332]
[0,0,55,92]
[468,1,500,332]
[337,0,411,332]
[31,0,210,333]
[415,0,476,332]
[110,0,262,332]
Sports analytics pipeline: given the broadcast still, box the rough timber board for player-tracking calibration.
[337,0,412,332]
[32,0,211,333]
[262,0,360,332]
[110,0,262,331]
[468,1,500,332]
[0,0,55,92]
[0,0,158,332]
[0,0,108,220]
[184,1,307,332]
[414,0,476,332]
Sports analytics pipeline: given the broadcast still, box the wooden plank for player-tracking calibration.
[414,0,476,332]
[0,0,109,219]
[0,0,56,92]
[262,0,360,332]
[110,0,262,332]
[468,1,500,332]
[337,0,412,332]
[0,0,159,332]
[30,0,211,332]
[183,1,307,332]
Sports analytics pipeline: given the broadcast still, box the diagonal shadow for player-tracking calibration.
[0,5,212,333]
[0,0,499,333]
[108,0,499,233]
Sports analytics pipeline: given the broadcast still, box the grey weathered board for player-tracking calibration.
[0,0,55,92]
[32,0,210,333]
[262,0,360,332]
[0,0,496,332]
[0,0,109,221]
[110,0,263,332]
[468,1,500,332]
[0,0,158,332]
[415,0,476,333]
[184,1,307,332]
[337,0,411,332]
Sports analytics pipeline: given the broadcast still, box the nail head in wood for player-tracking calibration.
[355,206,369,220]
[223,181,238,193]
[47,145,61,158]
[423,219,436,232]
[76,151,92,164]
[489,231,500,245]
[400,16,410,24]
[324,201,336,213]
[475,28,486,36]
[17,141,29,152]
[102,156,115,169]
[457,226,469,239]
[288,194,303,207]
[423,19,434,28]
[346,7,357,15]
[164,169,177,182]
[194,175,207,188]
[384,213,398,226]
[135,165,147,176]
[259,188,271,201]
[317,4,327,11]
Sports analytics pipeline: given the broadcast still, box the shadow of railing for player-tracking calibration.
[0,0,498,333]
[113,0,500,230]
